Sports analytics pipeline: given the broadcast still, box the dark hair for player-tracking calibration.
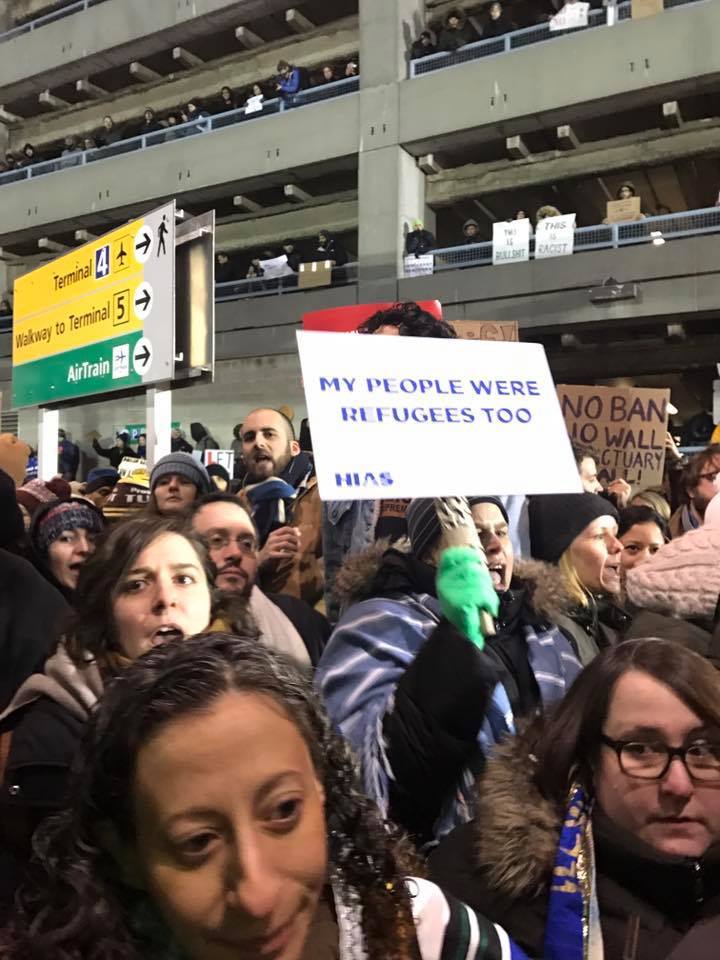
[357,301,457,339]
[570,441,595,468]
[9,634,419,960]
[277,59,290,70]
[233,421,243,439]
[681,443,720,500]
[617,505,669,542]
[64,516,212,665]
[617,181,636,198]
[527,639,720,809]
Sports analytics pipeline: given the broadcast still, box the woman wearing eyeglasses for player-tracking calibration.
[429,638,720,960]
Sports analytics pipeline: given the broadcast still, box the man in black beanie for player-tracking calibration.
[317,495,581,847]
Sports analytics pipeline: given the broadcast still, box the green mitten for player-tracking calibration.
[437,546,499,651]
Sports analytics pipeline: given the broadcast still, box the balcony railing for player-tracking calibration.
[418,206,720,274]
[0,0,110,44]
[410,0,705,77]
[215,261,358,301]
[0,76,360,188]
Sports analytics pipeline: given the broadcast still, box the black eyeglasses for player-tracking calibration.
[204,533,257,555]
[600,734,720,782]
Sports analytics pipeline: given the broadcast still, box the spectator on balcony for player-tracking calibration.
[536,204,561,225]
[282,238,301,273]
[244,82,265,114]
[98,114,122,147]
[215,251,235,285]
[314,229,348,266]
[184,99,210,133]
[462,218,480,243]
[411,29,437,59]
[163,113,183,141]
[83,137,98,153]
[214,85,236,113]
[18,144,37,168]
[482,1,515,37]
[140,108,162,136]
[3,152,17,170]
[405,219,436,257]
[276,60,306,102]
[60,135,82,168]
[319,64,338,84]
[437,8,479,53]
[345,59,359,77]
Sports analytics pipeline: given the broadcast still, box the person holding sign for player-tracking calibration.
[318,497,581,846]
[529,492,630,664]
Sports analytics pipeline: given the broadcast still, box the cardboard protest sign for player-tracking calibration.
[605,197,642,223]
[404,254,434,278]
[302,301,442,333]
[297,330,581,500]
[299,261,333,289]
[492,218,531,266]
[451,320,519,342]
[259,255,295,279]
[550,1,590,30]
[632,0,663,17]
[535,214,576,259]
[557,384,670,489]
[201,449,234,475]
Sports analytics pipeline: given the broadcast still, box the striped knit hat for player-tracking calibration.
[406,497,509,560]
[30,498,104,556]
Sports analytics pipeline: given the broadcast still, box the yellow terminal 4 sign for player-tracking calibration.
[13,201,175,408]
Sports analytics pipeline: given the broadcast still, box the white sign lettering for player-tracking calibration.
[297,331,582,500]
[535,213,576,259]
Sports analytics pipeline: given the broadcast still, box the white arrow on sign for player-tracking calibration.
[134,225,154,264]
[133,336,153,375]
[133,281,153,320]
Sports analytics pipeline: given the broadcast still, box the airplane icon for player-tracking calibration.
[116,243,127,267]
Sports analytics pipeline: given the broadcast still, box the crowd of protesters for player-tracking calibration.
[0,58,360,177]
[1,302,720,957]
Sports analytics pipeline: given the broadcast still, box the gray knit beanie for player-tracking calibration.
[150,452,212,494]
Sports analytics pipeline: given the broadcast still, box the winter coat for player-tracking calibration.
[522,559,630,665]
[278,67,303,96]
[0,551,69,714]
[317,546,582,844]
[239,476,324,607]
[405,228,436,257]
[437,21,479,53]
[92,438,135,468]
[57,439,79,480]
[189,421,219,451]
[171,434,194,454]
[429,733,720,960]
[410,37,437,59]
[483,13,514,38]
[0,645,104,909]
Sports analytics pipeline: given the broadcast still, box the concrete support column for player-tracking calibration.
[357,0,426,301]
[358,146,426,302]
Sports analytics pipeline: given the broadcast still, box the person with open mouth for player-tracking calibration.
[0,516,217,912]
[528,491,631,666]
[318,495,584,847]
[29,497,104,603]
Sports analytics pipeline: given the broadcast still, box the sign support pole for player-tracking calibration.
[37,407,59,481]
[146,382,172,470]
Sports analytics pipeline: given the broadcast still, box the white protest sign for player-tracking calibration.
[259,255,295,279]
[404,254,434,277]
[492,218,530,266]
[296,331,582,500]
[244,94,264,114]
[203,449,234,474]
[550,1,590,30]
[535,213,576,259]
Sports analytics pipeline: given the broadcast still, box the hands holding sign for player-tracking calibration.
[437,547,499,651]
[258,526,302,569]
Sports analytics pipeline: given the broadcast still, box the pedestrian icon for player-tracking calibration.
[157,214,169,257]
[133,281,153,320]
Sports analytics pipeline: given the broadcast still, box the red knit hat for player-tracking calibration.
[16,478,72,517]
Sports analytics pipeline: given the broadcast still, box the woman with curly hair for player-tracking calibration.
[5,633,529,960]
[0,516,217,913]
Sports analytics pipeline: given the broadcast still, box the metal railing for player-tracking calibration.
[215,261,358,301]
[0,0,109,44]
[420,206,720,274]
[410,0,704,77]
[0,76,360,189]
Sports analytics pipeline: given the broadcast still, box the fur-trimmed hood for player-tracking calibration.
[473,731,562,900]
[332,542,579,623]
